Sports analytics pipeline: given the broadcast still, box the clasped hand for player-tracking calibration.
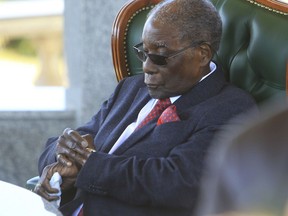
[56,128,95,167]
[34,128,95,201]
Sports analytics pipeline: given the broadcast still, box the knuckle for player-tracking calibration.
[64,128,71,133]
[58,135,65,142]
[70,150,77,158]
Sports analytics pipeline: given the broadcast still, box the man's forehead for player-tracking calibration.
[142,18,180,47]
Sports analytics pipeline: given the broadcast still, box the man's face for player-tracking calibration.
[141,17,208,99]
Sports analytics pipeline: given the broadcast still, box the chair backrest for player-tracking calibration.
[211,0,288,103]
[111,0,288,104]
[111,0,162,81]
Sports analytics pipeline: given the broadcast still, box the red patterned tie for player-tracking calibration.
[135,98,171,130]
[157,105,180,125]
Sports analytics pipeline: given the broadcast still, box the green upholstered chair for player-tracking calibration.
[27,0,288,190]
[211,0,288,103]
[111,0,288,104]
[111,0,162,81]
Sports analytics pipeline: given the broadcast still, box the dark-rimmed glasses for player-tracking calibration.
[133,41,201,66]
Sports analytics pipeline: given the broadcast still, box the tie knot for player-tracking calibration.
[135,98,172,130]
[156,98,171,111]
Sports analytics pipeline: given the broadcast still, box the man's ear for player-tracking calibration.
[198,43,212,66]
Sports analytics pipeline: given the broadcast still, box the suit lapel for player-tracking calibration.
[99,87,151,152]
[112,120,156,154]
[175,66,226,113]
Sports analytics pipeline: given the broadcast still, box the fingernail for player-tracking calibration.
[67,161,72,166]
[81,140,88,147]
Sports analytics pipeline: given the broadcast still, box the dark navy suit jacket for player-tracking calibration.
[38,66,257,216]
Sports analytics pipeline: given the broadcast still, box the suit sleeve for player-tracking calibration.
[37,78,127,175]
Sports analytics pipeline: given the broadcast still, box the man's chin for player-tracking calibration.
[148,89,160,99]
[148,89,171,99]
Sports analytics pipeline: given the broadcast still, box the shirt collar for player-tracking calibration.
[199,61,217,82]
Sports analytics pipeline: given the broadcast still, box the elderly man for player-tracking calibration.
[35,0,257,215]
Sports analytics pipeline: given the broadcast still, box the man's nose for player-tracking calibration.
[143,58,158,75]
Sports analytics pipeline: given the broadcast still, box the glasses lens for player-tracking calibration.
[133,43,168,65]
[148,54,167,66]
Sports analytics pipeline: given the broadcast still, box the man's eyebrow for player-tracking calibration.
[153,41,168,48]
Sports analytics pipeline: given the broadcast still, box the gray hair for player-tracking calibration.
[148,0,222,52]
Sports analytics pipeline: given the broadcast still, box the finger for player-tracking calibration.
[58,145,80,162]
[56,154,72,167]
[57,137,93,166]
[56,135,72,155]
[82,134,94,148]
[35,182,58,194]
[66,150,87,166]
[76,134,95,156]
[75,147,95,159]
[34,183,60,201]
[64,128,88,148]
[57,134,81,159]
[41,167,60,194]
[35,176,58,196]
[60,133,78,150]
[59,147,92,167]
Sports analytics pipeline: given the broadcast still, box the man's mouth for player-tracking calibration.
[146,84,159,89]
